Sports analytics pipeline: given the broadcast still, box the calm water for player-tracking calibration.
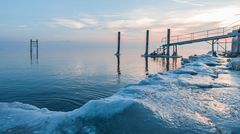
[0,42,181,111]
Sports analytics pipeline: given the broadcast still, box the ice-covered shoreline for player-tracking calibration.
[1,54,240,134]
[227,57,240,71]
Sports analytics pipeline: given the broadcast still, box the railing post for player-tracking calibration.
[167,29,171,57]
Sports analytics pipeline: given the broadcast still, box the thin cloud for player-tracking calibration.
[106,18,156,30]
[17,25,27,28]
[52,18,86,29]
[80,18,98,25]
[51,18,99,30]
[172,0,204,6]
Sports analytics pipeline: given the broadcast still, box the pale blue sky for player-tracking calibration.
[0,0,240,43]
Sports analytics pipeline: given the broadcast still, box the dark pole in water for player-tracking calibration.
[116,32,121,55]
[117,55,121,75]
[166,57,170,71]
[212,40,215,56]
[145,30,149,56]
[175,45,178,55]
[212,40,217,57]
[36,40,39,59]
[167,29,171,57]
[145,57,149,76]
[225,39,227,54]
[30,39,32,60]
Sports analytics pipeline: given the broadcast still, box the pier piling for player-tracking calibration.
[116,32,121,56]
[145,30,149,56]
[167,29,171,57]
[212,40,217,56]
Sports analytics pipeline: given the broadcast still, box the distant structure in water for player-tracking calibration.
[30,39,39,64]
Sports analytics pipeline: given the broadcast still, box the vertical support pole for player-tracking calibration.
[117,55,121,75]
[212,40,215,56]
[167,29,171,57]
[36,40,39,59]
[163,46,166,55]
[175,45,178,56]
[225,39,227,54]
[145,30,149,56]
[238,28,240,54]
[172,44,175,54]
[30,39,32,59]
[166,57,170,71]
[116,32,121,55]
[145,57,149,76]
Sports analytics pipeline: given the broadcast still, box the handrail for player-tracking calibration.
[160,24,240,45]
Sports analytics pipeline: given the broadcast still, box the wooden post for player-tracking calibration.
[116,32,121,55]
[225,39,227,54]
[30,39,32,59]
[163,46,166,55]
[167,29,171,57]
[212,40,215,56]
[166,57,170,71]
[117,55,121,75]
[145,57,149,76]
[172,44,175,54]
[175,45,178,55]
[145,30,149,56]
[36,40,39,59]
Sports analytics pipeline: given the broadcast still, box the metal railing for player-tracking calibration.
[161,24,240,45]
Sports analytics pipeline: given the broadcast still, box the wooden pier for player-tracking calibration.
[115,24,240,58]
[155,24,240,57]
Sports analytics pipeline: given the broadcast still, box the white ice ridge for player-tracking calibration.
[227,57,240,70]
[1,54,240,134]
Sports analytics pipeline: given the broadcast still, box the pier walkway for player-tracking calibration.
[151,24,240,57]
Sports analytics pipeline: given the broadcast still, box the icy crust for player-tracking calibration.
[227,57,240,70]
[1,54,240,134]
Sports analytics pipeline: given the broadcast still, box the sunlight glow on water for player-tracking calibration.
[0,43,181,111]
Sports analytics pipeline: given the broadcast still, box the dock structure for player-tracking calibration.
[30,39,39,63]
[149,24,240,57]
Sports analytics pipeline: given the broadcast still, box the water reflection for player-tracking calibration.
[143,57,179,75]
[116,55,121,83]
[145,57,149,76]
[117,55,121,75]
[30,41,39,64]
[172,58,177,70]
[166,58,170,71]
